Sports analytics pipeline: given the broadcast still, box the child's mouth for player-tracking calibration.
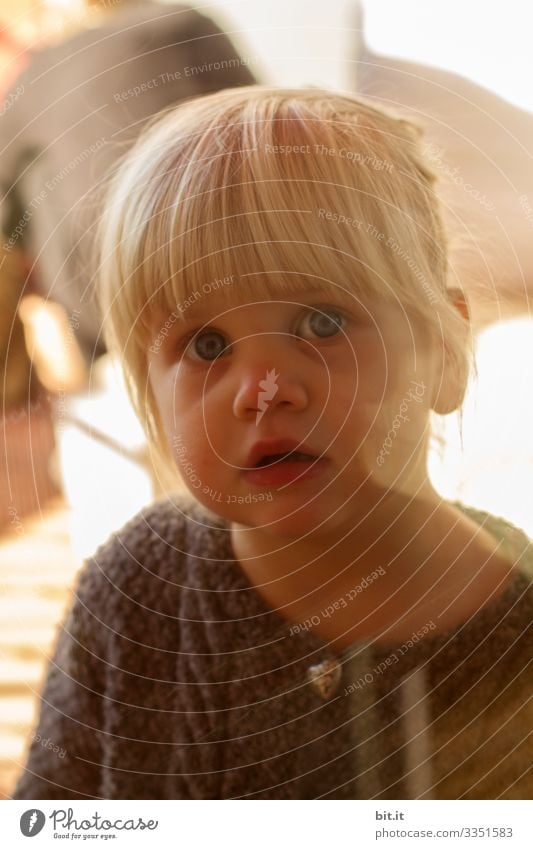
[243,451,328,486]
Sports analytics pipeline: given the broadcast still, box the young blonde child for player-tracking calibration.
[14,86,532,800]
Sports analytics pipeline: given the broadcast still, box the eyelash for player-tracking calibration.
[176,305,349,363]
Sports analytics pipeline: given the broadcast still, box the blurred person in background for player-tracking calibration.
[0,0,256,375]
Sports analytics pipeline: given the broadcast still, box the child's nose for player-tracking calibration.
[232,357,309,422]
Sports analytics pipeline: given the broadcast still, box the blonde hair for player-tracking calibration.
[96,85,471,462]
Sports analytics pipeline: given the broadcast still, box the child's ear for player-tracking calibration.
[431,287,471,415]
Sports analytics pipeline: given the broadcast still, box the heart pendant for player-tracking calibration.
[306,658,342,700]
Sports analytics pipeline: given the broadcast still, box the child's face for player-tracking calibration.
[147,286,440,538]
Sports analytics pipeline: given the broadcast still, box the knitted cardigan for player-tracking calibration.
[12,495,533,800]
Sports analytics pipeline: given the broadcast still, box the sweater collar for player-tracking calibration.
[191,497,533,672]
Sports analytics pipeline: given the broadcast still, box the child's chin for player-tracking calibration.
[235,500,333,539]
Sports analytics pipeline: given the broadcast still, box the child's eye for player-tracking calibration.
[298,306,346,339]
[178,305,347,363]
[182,329,229,362]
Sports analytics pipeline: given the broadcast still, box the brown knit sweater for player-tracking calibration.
[12,495,533,799]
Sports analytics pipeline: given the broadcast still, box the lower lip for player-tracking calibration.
[243,457,329,486]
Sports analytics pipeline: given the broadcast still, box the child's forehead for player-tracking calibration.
[150,281,369,327]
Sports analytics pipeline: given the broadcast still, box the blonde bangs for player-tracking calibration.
[102,86,448,345]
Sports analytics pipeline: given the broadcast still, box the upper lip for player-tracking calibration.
[246,438,318,468]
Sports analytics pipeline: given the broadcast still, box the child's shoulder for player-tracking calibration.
[451,499,533,576]
[75,493,231,618]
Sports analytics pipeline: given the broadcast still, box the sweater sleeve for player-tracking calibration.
[12,557,110,799]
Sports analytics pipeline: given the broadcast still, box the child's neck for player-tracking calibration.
[230,490,516,653]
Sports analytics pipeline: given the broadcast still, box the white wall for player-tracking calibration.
[364,0,533,111]
[188,0,533,111]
